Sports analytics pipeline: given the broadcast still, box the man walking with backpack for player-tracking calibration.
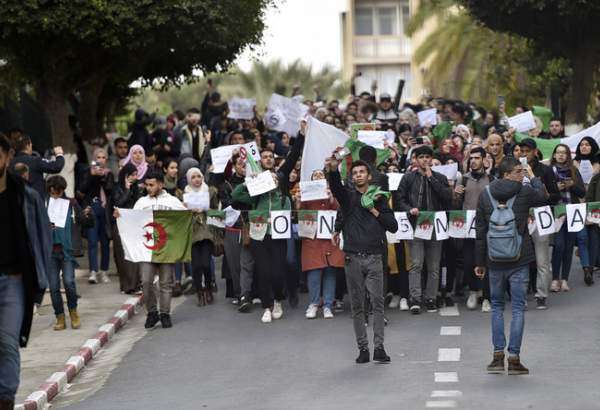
[475,157,546,375]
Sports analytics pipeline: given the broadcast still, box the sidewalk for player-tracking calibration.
[15,262,127,404]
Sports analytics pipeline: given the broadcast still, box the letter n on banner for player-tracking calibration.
[434,211,449,240]
[270,210,291,239]
[317,210,337,239]
[566,203,586,232]
[534,206,555,236]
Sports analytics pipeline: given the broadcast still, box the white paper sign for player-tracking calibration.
[417,108,438,126]
[210,141,260,174]
[578,160,594,184]
[387,173,403,191]
[246,171,277,197]
[227,98,256,120]
[224,206,241,227]
[316,210,337,239]
[270,210,292,239]
[300,180,329,202]
[265,93,309,136]
[434,211,449,240]
[357,130,386,149]
[508,111,536,133]
[534,206,555,236]
[414,217,434,240]
[432,163,459,180]
[466,210,477,239]
[47,197,70,228]
[566,203,587,232]
[395,212,414,240]
[183,191,210,211]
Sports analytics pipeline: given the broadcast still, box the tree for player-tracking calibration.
[459,0,600,125]
[0,0,273,151]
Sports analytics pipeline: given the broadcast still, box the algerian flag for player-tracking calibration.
[241,144,262,176]
[301,117,349,182]
[298,210,318,239]
[249,210,269,241]
[117,209,192,263]
[349,123,377,139]
[207,210,226,228]
[554,204,567,232]
[587,202,600,225]
[448,210,468,238]
[414,211,435,240]
[514,120,600,158]
[340,138,391,179]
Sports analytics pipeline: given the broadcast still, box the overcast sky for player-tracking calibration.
[236,0,347,71]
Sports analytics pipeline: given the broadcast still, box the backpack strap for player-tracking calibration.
[485,186,499,208]
[506,195,517,209]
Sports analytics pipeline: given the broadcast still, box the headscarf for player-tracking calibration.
[118,163,138,188]
[575,136,599,162]
[120,144,148,179]
[92,147,110,206]
[184,167,209,193]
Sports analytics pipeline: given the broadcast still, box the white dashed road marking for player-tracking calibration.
[440,326,461,336]
[425,400,457,408]
[434,372,459,383]
[438,348,461,362]
[431,390,463,398]
[439,306,460,316]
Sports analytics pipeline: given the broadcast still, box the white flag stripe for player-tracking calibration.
[116,209,154,262]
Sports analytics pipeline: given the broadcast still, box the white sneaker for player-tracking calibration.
[399,298,409,311]
[272,301,283,319]
[88,271,98,284]
[388,295,401,309]
[252,298,261,305]
[305,304,318,319]
[100,271,111,284]
[481,299,491,313]
[323,307,334,319]
[466,291,478,310]
[261,309,272,323]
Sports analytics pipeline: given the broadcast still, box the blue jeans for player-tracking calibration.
[87,201,110,272]
[174,263,183,282]
[48,251,78,315]
[0,274,25,401]
[552,224,578,280]
[575,227,590,267]
[306,267,336,309]
[489,265,528,356]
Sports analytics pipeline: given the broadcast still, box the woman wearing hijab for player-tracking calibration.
[112,163,142,294]
[574,136,600,179]
[80,148,114,285]
[184,167,220,306]
[120,144,149,184]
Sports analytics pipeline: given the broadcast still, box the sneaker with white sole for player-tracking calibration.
[323,307,334,319]
[100,271,111,283]
[466,291,478,310]
[272,301,283,319]
[305,304,318,319]
[481,299,491,313]
[399,298,409,311]
[388,295,400,309]
[261,309,272,323]
[88,271,98,284]
[252,298,262,305]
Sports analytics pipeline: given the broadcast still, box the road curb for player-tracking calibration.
[15,296,143,410]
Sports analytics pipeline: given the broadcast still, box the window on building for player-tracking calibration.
[355,8,373,35]
[377,7,397,35]
[401,1,411,30]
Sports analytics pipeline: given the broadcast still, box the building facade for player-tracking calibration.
[341,0,432,102]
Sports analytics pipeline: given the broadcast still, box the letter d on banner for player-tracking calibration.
[270,210,291,239]
[534,206,555,236]
[317,210,337,239]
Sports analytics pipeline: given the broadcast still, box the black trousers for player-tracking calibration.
[192,240,213,290]
[388,242,409,298]
[462,238,490,299]
[250,236,287,309]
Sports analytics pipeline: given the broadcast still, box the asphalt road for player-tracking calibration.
[55,261,600,410]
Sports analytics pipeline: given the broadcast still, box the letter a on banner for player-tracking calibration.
[566,203,586,232]
[466,210,477,239]
[534,206,555,236]
[434,211,449,240]
[270,210,291,239]
[317,210,337,239]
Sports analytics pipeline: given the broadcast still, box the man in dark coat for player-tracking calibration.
[1,135,51,409]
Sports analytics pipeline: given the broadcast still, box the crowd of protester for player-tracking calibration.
[2,79,600,350]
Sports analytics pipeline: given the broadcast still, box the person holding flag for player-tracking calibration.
[115,169,187,329]
[327,152,398,364]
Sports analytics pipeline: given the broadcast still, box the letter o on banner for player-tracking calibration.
[270,211,291,239]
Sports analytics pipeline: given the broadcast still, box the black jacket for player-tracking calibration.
[395,169,453,218]
[475,178,547,269]
[10,151,65,199]
[328,170,398,255]
[530,159,560,205]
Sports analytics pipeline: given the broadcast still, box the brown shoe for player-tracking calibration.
[584,267,594,286]
[172,282,183,297]
[69,308,81,329]
[507,355,529,375]
[486,351,505,374]
[205,287,214,304]
[196,289,206,306]
[53,314,66,331]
